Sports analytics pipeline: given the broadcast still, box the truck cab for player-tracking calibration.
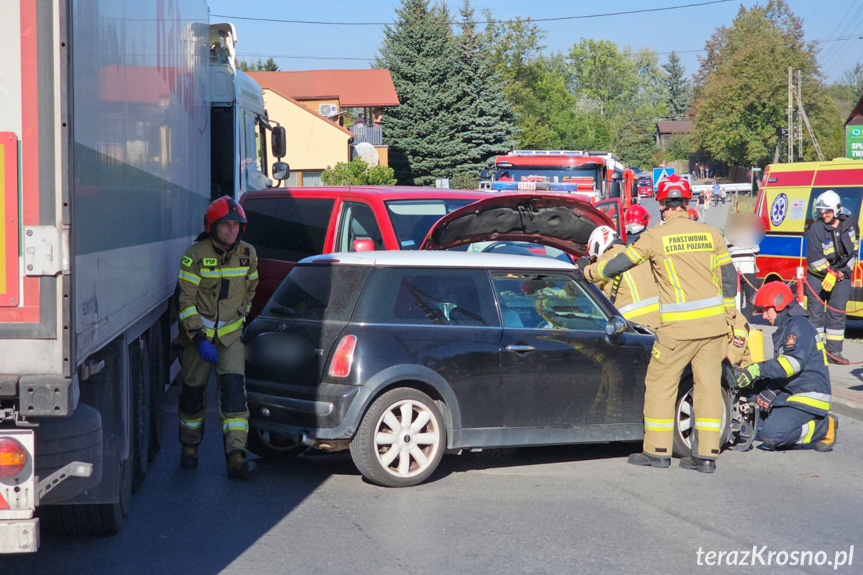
[209,23,286,199]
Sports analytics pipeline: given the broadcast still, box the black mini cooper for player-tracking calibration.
[243,196,732,486]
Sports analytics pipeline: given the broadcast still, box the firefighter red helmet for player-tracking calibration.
[753,281,793,312]
[687,208,699,221]
[204,196,247,233]
[624,204,650,234]
[656,174,692,202]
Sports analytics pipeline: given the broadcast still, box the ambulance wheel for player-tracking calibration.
[672,376,732,458]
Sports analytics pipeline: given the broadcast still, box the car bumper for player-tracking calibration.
[246,379,368,440]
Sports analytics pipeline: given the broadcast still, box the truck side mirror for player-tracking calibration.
[271,161,290,181]
[480,168,490,180]
[611,171,623,181]
[271,126,287,159]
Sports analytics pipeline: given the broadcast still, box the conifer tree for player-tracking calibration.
[662,51,691,119]
[451,1,514,178]
[375,0,462,185]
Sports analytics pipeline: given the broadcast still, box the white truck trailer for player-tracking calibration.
[0,0,286,553]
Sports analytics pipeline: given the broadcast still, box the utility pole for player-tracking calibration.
[797,70,803,160]
[787,67,794,162]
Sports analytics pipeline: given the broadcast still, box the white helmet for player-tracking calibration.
[814,190,841,215]
[587,225,618,259]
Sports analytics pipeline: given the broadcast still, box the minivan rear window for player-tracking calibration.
[384,199,476,250]
[263,264,370,322]
[243,197,335,261]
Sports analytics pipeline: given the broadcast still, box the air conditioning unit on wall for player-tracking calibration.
[319,103,339,117]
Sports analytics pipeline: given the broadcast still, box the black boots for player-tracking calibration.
[180,445,198,469]
[679,456,716,473]
[627,451,671,468]
[226,450,256,479]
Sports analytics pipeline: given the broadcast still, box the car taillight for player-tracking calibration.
[328,335,357,378]
[0,437,27,478]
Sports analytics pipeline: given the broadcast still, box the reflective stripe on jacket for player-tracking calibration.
[177,238,258,347]
[759,303,832,417]
[806,216,859,278]
[585,210,736,340]
[590,243,661,330]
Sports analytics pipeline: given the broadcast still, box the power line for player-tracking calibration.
[213,1,732,27]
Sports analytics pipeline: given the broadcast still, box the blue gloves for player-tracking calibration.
[197,340,218,364]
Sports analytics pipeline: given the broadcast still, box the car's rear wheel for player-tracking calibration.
[247,429,304,459]
[673,377,732,458]
[350,388,446,487]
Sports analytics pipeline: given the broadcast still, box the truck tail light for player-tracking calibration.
[0,437,27,479]
[328,335,357,378]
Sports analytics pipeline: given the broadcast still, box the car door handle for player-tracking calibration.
[505,345,535,353]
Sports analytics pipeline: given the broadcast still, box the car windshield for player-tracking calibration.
[384,199,477,250]
[496,167,598,186]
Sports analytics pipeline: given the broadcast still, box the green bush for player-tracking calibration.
[321,158,397,185]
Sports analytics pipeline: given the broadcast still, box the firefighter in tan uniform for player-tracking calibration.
[585,224,660,331]
[583,175,738,472]
[176,196,259,479]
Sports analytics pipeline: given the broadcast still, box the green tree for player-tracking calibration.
[375,0,463,185]
[237,57,279,72]
[321,158,397,185]
[662,51,692,119]
[692,0,842,165]
[450,1,515,179]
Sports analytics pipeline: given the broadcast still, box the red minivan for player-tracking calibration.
[239,186,492,320]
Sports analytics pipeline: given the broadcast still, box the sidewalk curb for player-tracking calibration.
[830,397,863,422]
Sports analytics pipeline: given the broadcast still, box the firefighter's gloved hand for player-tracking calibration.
[821,270,837,292]
[197,340,218,364]
[733,364,760,389]
[756,389,777,411]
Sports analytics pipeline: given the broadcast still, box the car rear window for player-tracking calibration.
[243,197,335,261]
[355,268,499,327]
[262,264,370,322]
[384,199,477,250]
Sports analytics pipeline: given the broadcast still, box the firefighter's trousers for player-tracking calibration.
[758,406,828,450]
[807,275,850,354]
[178,338,249,455]
[643,335,725,460]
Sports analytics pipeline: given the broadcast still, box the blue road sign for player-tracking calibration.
[653,167,676,191]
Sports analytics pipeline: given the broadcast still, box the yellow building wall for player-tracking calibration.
[261,90,350,171]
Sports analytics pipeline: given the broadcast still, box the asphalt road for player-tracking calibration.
[7,384,862,575]
[638,193,734,233]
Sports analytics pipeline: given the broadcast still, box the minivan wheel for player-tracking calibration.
[672,376,732,458]
[350,388,446,487]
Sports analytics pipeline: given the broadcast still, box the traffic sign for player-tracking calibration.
[653,167,675,191]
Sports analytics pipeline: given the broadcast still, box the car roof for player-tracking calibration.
[240,186,493,202]
[298,250,577,270]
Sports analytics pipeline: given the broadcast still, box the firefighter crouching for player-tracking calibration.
[583,174,738,473]
[733,282,838,451]
[585,223,660,330]
[176,196,259,479]
[806,190,859,364]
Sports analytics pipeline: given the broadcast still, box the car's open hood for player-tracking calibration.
[420,194,615,257]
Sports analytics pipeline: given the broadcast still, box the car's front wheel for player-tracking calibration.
[672,376,732,458]
[350,388,446,487]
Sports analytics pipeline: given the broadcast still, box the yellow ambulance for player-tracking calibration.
[755,158,863,316]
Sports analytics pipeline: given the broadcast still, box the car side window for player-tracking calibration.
[491,272,607,331]
[337,202,384,252]
[243,197,335,261]
[355,268,499,327]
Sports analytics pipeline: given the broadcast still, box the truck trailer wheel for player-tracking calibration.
[33,402,103,505]
[40,455,132,537]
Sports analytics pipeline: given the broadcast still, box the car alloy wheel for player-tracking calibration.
[673,381,732,458]
[350,388,446,487]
